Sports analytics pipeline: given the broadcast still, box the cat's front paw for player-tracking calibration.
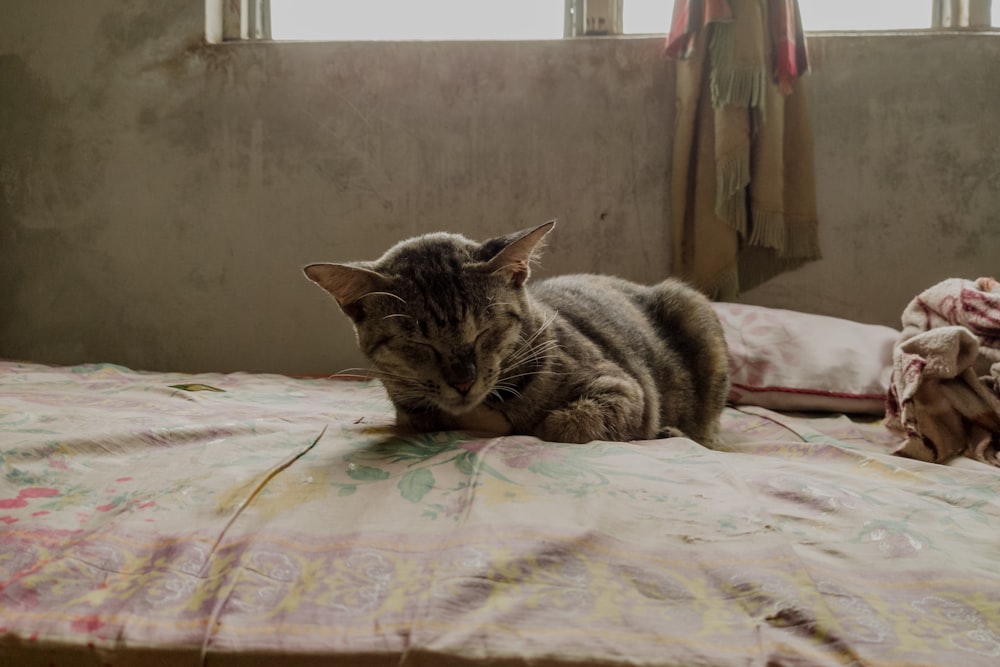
[453,405,513,435]
[538,398,613,444]
[396,409,443,433]
[657,426,688,439]
[397,405,512,436]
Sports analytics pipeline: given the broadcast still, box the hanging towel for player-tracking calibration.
[667,0,819,300]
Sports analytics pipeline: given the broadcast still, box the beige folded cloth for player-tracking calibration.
[886,277,1000,467]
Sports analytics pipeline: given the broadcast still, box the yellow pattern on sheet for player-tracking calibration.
[1,362,999,667]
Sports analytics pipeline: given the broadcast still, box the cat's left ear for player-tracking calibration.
[303,262,388,322]
[485,220,556,287]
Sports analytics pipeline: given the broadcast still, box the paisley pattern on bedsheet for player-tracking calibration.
[2,361,999,666]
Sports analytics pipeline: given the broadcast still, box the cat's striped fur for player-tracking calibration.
[304,221,729,444]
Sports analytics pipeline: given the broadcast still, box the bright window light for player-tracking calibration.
[270,0,565,40]
[623,0,672,34]
[798,0,930,31]
[269,1,956,41]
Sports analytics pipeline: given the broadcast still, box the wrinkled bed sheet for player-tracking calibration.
[1,361,999,666]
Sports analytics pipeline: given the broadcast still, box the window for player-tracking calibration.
[263,0,674,41]
[271,0,564,41]
[799,0,930,31]
[623,0,672,35]
[208,1,994,43]
[800,0,994,30]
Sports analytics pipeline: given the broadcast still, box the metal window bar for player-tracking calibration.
[565,0,624,36]
[933,0,992,27]
[207,0,271,42]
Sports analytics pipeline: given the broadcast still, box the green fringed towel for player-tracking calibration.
[668,0,819,300]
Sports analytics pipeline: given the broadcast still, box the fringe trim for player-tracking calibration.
[716,153,750,237]
[703,264,741,302]
[712,66,767,112]
[747,209,787,251]
[717,152,750,200]
[718,197,748,238]
[745,211,821,259]
[784,218,822,259]
[736,250,810,295]
[708,22,767,117]
[735,224,822,294]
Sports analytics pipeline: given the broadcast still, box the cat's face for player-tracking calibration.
[354,269,526,414]
[305,222,554,416]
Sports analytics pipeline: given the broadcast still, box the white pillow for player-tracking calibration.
[712,303,899,414]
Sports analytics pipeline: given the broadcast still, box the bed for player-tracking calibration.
[2,301,999,667]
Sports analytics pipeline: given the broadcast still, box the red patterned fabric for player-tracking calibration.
[665,0,733,59]
[666,0,809,90]
[886,277,1000,467]
[767,0,809,92]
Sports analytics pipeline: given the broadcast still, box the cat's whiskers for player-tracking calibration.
[505,313,559,363]
[490,385,522,400]
[521,312,558,343]
[516,338,562,358]
[493,346,565,399]
[504,345,562,370]
[494,369,560,395]
[381,313,413,321]
[388,389,436,405]
[357,291,408,305]
[505,338,556,368]
[504,339,562,373]
[488,262,531,278]
[335,367,422,385]
[499,365,563,381]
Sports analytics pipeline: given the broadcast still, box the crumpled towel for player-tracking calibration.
[886,277,1000,467]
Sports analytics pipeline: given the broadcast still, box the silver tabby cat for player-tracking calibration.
[304,221,729,444]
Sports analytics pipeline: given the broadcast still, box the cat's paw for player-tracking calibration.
[538,398,612,444]
[657,426,688,439]
[396,409,444,433]
[452,404,513,435]
[398,405,512,436]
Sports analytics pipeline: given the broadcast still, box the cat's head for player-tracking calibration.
[304,221,555,416]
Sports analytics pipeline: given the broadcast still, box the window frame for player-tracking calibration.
[934,0,992,28]
[207,0,994,44]
[207,0,271,43]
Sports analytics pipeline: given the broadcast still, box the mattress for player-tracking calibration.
[1,360,999,666]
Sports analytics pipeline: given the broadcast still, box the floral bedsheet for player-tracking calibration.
[1,361,999,666]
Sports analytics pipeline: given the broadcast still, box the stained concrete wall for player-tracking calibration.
[1,2,998,373]
[740,33,1000,324]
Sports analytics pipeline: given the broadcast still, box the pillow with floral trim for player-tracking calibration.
[712,303,899,414]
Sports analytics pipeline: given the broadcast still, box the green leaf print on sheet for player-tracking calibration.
[398,468,435,503]
[331,432,499,515]
[330,431,700,520]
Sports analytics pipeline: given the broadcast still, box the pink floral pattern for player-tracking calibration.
[1,361,999,666]
[886,277,1000,466]
[713,303,899,414]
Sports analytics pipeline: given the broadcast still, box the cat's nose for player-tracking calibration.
[446,361,477,395]
[452,380,475,395]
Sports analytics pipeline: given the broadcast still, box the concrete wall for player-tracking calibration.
[2,2,998,373]
[741,33,1000,325]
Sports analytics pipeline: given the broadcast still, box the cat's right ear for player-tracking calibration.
[303,263,388,322]
[485,220,556,288]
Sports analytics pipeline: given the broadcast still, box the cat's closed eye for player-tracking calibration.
[474,327,495,346]
[406,339,441,360]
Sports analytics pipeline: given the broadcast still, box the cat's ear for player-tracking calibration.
[303,263,388,322]
[484,220,556,287]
